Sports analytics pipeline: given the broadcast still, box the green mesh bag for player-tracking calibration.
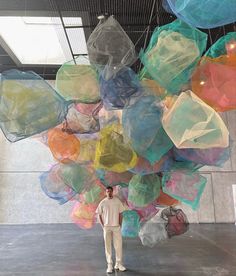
[128,174,161,207]
[82,183,105,204]
[59,162,95,194]
[55,56,100,103]
[0,69,68,142]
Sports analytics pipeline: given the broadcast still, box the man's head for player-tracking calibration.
[106,186,113,199]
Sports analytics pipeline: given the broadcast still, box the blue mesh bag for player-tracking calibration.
[173,145,230,167]
[39,164,76,205]
[99,66,142,110]
[123,92,173,163]
[163,0,236,29]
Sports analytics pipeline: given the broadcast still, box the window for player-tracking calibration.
[0,16,87,65]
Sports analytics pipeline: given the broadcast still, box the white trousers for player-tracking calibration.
[103,226,123,265]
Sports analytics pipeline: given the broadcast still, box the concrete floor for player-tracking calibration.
[0,224,236,276]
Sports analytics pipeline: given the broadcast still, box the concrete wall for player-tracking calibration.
[181,110,236,223]
[0,133,74,224]
[0,110,236,224]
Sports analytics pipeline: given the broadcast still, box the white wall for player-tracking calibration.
[0,132,74,224]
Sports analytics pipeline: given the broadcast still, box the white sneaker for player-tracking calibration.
[114,263,127,271]
[106,264,113,274]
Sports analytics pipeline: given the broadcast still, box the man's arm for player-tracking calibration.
[119,212,123,227]
[98,214,104,228]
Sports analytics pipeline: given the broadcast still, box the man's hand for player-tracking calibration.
[99,214,104,228]
[119,213,123,227]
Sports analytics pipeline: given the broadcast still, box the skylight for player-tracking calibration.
[0,16,88,65]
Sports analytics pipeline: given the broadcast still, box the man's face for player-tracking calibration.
[106,188,113,199]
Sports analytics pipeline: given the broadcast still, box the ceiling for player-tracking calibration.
[0,0,235,79]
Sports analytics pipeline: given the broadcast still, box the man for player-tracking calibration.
[96,186,127,274]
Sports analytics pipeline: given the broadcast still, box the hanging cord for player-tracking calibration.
[208,29,213,46]
[138,0,157,71]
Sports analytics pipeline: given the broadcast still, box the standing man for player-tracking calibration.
[96,186,127,274]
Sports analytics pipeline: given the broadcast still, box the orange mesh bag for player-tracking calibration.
[71,202,97,229]
[156,190,179,206]
[192,55,236,112]
[48,128,80,163]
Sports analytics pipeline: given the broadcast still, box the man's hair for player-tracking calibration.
[106,186,113,191]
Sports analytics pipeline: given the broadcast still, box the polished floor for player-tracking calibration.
[0,224,236,276]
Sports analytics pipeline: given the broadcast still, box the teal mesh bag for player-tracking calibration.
[205,32,236,58]
[140,19,207,93]
[128,174,161,207]
[121,210,140,238]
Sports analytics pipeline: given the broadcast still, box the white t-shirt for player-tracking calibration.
[96,196,126,226]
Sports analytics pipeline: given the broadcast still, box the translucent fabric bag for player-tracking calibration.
[96,169,133,187]
[163,0,236,29]
[162,170,207,210]
[162,91,229,149]
[98,107,122,129]
[0,69,68,142]
[156,190,179,206]
[140,19,207,93]
[129,155,168,175]
[128,174,161,207]
[139,213,168,247]
[173,145,230,167]
[161,207,189,238]
[121,210,140,238]
[47,128,80,163]
[63,103,102,134]
[205,32,236,58]
[80,182,105,204]
[99,67,142,110]
[115,186,129,204]
[135,204,159,223]
[75,102,102,115]
[76,138,97,164]
[94,124,137,172]
[39,164,76,205]
[87,16,137,80]
[141,78,166,99]
[123,92,173,163]
[55,56,100,102]
[59,162,95,194]
[71,202,97,229]
[160,150,203,173]
[192,56,236,112]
